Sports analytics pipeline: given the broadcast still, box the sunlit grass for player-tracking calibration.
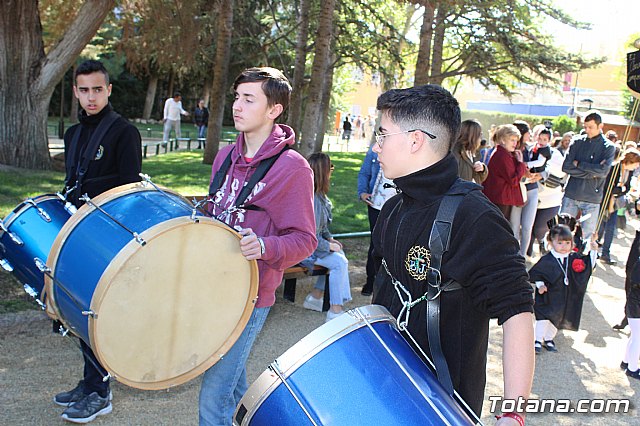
[0,150,369,233]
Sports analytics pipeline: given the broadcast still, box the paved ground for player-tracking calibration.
[1,229,639,425]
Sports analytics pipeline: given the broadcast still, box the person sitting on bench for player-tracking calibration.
[302,153,352,322]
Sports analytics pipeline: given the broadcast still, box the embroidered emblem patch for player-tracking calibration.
[95,145,104,160]
[405,245,431,281]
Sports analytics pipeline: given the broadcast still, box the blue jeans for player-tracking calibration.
[599,212,617,257]
[198,124,207,139]
[313,251,352,306]
[560,197,600,238]
[199,306,270,426]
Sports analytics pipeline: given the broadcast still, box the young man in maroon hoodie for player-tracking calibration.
[199,67,317,426]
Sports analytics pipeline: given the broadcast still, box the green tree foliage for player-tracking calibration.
[552,115,580,134]
[411,0,605,96]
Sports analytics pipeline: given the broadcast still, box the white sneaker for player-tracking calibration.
[325,310,344,323]
[303,294,323,312]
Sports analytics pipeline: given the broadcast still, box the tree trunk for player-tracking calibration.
[70,63,79,123]
[167,71,175,100]
[0,0,113,169]
[314,52,336,152]
[143,74,158,120]
[203,73,212,105]
[414,2,435,86]
[203,0,234,165]
[299,0,335,158]
[287,0,311,137]
[429,5,448,86]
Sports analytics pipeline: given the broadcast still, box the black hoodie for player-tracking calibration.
[372,153,534,416]
[63,104,142,207]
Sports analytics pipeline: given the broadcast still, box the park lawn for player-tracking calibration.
[0,150,368,313]
[0,150,369,233]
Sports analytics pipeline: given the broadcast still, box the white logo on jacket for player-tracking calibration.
[214,177,267,225]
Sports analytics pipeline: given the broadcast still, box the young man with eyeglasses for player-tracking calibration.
[371,85,534,425]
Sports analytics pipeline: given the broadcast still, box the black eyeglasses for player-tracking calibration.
[374,129,436,148]
[330,163,335,171]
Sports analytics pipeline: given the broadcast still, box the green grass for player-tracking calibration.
[0,150,369,232]
[0,150,369,311]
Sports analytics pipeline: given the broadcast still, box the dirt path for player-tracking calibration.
[1,233,638,425]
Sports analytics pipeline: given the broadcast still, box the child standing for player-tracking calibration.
[529,224,598,353]
[622,230,640,380]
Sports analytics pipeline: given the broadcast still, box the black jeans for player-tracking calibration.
[363,205,381,293]
[80,339,110,397]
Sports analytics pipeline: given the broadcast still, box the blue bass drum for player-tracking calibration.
[0,194,74,302]
[234,305,476,426]
[44,182,259,390]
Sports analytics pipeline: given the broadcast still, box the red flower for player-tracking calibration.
[572,258,586,273]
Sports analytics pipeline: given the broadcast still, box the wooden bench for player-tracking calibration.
[282,264,330,311]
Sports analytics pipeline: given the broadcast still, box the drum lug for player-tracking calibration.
[9,232,23,246]
[0,222,23,246]
[0,257,13,272]
[82,310,97,318]
[34,257,51,273]
[25,199,52,222]
[23,284,46,309]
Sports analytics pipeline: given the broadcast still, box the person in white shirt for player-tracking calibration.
[163,91,189,142]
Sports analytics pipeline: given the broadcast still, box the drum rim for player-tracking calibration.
[233,305,393,425]
[89,216,259,390]
[44,183,192,340]
[1,194,64,229]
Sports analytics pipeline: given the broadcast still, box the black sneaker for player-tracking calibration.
[54,381,113,407]
[61,392,112,424]
[534,341,542,354]
[54,381,86,407]
[626,368,640,381]
[599,254,617,265]
[621,361,628,370]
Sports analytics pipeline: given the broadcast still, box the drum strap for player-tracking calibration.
[208,146,290,210]
[426,190,465,396]
[66,111,120,196]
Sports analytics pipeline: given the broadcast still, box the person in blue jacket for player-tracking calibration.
[357,142,397,296]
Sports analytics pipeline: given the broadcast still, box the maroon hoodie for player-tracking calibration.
[209,124,317,307]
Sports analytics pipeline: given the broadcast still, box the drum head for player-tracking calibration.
[90,216,258,390]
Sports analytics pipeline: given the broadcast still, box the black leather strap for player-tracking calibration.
[426,191,465,396]
[208,146,289,210]
[75,111,120,191]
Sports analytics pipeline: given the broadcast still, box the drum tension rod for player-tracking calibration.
[0,219,24,246]
[139,173,196,219]
[80,194,146,246]
[23,284,46,309]
[34,258,88,314]
[269,361,319,426]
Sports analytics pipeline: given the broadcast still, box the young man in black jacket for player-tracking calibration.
[561,111,616,239]
[371,85,534,425]
[54,60,142,423]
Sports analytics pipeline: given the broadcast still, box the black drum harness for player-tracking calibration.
[204,145,289,220]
